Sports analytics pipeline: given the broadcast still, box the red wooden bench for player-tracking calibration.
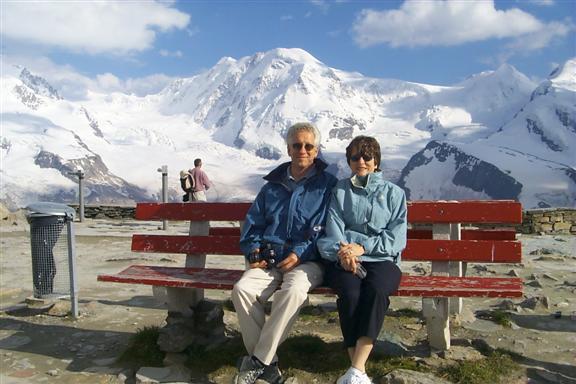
[98,200,523,350]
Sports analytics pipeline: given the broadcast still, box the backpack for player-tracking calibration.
[180,170,196,201]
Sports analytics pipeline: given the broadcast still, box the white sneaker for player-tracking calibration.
[353,371,372,384]
[336,367,354,384]
[336,367,372,384]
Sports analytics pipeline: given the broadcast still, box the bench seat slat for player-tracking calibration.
[135,201,522,224]
[97,265,523,298]
[131,235,521,263]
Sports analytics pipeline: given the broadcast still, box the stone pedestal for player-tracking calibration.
[157,300,228,353]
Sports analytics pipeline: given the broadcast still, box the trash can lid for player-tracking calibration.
[25,202,76,218]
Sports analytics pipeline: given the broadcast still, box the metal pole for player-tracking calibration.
[157,165,168,230]
[66,215,78,318]
[68,169,85,222]
[78,171,85,222]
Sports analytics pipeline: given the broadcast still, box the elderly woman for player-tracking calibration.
[317,136,407,384]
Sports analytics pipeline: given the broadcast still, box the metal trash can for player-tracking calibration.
[26,202,78,317]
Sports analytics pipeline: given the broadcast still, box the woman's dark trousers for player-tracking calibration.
[325,261,402,348]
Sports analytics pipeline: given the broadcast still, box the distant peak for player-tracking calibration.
[475,63,526,81]
[494,63,533,83]
[458,63,533,88]
[19,68,62,100]
[248,47,322,66]
[270,48,320,62]
[215,56,237,66]
[548,58,576,90]
[494,63,518,75]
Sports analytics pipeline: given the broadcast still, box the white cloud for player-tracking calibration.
[1,1,190,55]
[309,0,330,13]
[352,0,570,50]
[525,0,555,6]
[96,73,123,90]
[87,71,177,97]
[2,55,175,99]
[159,49,184,58]
[505,20,572,51]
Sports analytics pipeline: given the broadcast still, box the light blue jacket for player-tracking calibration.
[317,171,407,265]
[240,159,338,263]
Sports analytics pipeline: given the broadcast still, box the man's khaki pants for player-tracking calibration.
[192,190,207,201]
[231,261,324,365]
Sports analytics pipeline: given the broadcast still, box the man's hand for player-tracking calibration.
[249,260,268,269]
[277,253,300,273]
[248,249,267,269]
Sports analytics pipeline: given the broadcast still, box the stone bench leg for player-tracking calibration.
[152,220,208,314]
[449,223,462,315]
[165,287,203,317]
[421,222,458,350]
[423,297,450,350]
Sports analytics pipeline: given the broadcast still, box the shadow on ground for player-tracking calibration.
[0,316,131,373]
[511,313,576,332]
[97,295,165,310]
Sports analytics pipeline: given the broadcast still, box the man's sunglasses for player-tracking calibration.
[291,143,316,151]
[350,154,373,162]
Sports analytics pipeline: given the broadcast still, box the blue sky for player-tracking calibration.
[1,0,575,95]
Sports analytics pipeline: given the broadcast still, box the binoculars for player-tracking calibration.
[248,243,277,268]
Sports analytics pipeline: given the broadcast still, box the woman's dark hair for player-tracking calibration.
[345,136,381,171]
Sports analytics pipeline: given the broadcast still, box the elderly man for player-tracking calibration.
[231,122,337,384]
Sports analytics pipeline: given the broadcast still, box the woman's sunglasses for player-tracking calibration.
[291,143,316,151]
[350,154,373,162]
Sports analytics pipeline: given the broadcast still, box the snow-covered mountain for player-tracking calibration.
[399,59,576,208]
[1,48,574,209]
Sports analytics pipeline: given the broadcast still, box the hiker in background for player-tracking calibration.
[317,136,407,384]
[188,158,211,201]
[231,122,338,384]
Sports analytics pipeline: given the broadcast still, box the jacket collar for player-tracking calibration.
[350,171,383,190]
[264,158,329,183]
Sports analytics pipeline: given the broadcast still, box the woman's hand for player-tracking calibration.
[338,241,364,273]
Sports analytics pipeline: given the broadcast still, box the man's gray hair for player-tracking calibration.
[285,122,321,147]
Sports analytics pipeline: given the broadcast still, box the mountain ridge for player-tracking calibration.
[1,49,574,209]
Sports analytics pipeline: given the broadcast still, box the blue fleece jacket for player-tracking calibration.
[239,158,338,263]
[317,171,407,265]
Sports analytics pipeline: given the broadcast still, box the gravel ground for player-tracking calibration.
[1,211,575,383]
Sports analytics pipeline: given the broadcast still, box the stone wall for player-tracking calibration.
[519,208,576,235]
[69,204,135,219]
[70,205,576,235]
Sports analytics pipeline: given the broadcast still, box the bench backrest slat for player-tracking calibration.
[135,200,522,224]
[132,234,242,255]
[136,202,252,221]
[405,239,520,263]
[209,227,517,240]
[131,235,521,263]
[407,200,522,223]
